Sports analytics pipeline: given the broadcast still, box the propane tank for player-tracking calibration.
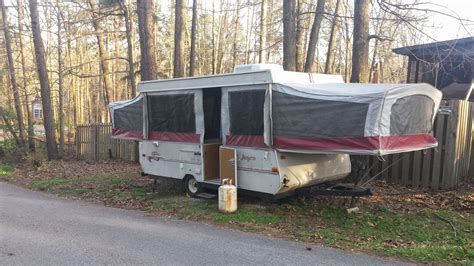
[218,179,237,213]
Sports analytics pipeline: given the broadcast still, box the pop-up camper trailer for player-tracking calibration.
[110,64,442,198]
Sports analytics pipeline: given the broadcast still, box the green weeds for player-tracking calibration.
[0,165,14,181]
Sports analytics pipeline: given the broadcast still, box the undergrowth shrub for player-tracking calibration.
[25,152,48,168]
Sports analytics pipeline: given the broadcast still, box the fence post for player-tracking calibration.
[94,124,99,161]
[76,126,80,159]
[469,102,474,178]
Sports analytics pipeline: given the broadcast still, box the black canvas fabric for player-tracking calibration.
[203,89,221,140]
[229,90,265,136]
[390,95,435,135]
[114,98,143,132]
[272,91,369,138]
[148,94,196,132]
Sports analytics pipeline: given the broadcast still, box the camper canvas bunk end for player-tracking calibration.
[109,64,442,198]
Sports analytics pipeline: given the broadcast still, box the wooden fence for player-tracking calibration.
[76,124,138,162]
[369,99,473,190]
[31,138,75,156]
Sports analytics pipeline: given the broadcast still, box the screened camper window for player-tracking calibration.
[272,92,369,138]
[113,98,143,133]
[229,90,265,136]
[390,95,434,135]
[148,94,196,133]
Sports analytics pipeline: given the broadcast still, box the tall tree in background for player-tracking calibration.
[304,0,326,72]
[189,0,198,76]
[215,1,228,74]
[173,0,186,78]
[89,0,113,109]
[56,0,64,157]
[282,0,296,71]
[295,0,304,71]
[350,0,370,83]
[325,0,342,74]
[28,0,58,159]
[17,0,35,151]
[137,0,157,81]
[231,0,241,68]
[258,0,267,63]
[1,0,26,146]
[350,0,371,181]
[120,1,137,96]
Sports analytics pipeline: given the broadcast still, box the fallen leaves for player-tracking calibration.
[359,179,474,213]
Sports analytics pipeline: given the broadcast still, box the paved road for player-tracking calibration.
[0,182,408,265]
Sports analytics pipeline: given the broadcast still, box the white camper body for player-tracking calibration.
[110,64,441,197]
[139,142,351,196]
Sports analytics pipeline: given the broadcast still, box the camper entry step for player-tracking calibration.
[196,193,217,199]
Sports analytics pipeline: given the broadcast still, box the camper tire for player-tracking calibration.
[184,175,202,197]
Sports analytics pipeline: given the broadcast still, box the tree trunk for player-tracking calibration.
[368,14,386,82]
[89,0,113,109]
[258,0,267,63]
[28,0,58,160]
[349,0,371,182]
[350,0,370,83]
[295,0,304,71]
[211,2,216,74]
[304,0,326,72]
[1,0,26,146]
[215,1,228,74]
[137,0,158,81]
[57,0,64,157]
[122,2,137,96]
[189,0,198,76]
[283,0,297,71]
[243,2,252,65]
[17,0,35,151]
[343,0,351,81]
[266,0,274,63]
[232,0,241,69]
[325,0,341,74]
[173,0,186,78]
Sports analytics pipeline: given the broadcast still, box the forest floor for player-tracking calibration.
[1,158,473,264]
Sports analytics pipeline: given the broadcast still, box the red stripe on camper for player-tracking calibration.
[149,131,200,143]
[226,135,266,147]
[380,134,437,150]
[273,134,436,152]
[273,136,379,150]
[111,128,143,140]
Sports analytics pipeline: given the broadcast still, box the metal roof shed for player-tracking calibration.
[393,37,474,91]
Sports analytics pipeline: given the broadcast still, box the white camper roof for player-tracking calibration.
[137,64,344,93]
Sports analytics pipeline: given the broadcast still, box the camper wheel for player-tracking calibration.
[184,175,202,197]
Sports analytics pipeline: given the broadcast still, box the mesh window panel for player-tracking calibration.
[114,98,143,132]
[390,95,435,135]
[148,94,196,132]
[272,91,369,138]
[229,90,265,136]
